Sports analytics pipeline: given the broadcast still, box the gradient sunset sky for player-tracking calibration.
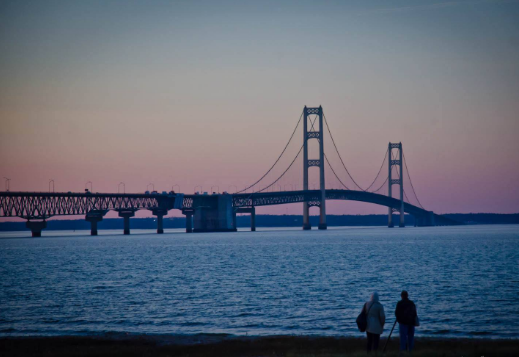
[1,0,518,218]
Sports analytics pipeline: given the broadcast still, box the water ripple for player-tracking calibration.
[1,225,518,339]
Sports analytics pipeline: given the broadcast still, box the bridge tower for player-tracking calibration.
[388,142,405,227]
[303,106,327,230]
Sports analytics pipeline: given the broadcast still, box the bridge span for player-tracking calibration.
[229,190,459,227]
[0,189,460,236]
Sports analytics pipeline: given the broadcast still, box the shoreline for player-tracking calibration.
[2,335,519,356]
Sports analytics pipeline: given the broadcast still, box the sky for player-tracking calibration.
[1,0,518,219]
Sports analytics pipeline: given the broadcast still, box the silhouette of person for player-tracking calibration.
[395,290,418,354]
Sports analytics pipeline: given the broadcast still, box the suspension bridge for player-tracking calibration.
[0,106,461,236]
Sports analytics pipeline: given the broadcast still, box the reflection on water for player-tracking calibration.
[1,225,518,338]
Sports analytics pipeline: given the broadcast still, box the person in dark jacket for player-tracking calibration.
[395,290,418,354]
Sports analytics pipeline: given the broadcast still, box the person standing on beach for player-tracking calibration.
[395,290,418,354]
[363,292,386,353]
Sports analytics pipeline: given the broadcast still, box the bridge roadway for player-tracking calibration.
[228,190,460,227]
[0,189,459,236]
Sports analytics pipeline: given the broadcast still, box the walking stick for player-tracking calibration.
[382,320,398,354]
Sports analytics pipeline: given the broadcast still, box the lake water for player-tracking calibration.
[0,225,518,339]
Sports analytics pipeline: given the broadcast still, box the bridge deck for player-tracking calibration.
[0,190,460,226]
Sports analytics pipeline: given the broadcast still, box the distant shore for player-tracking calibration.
[2,335,519,356]
[1,213,518,232]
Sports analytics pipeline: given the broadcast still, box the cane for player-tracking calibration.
[382,320,398,354]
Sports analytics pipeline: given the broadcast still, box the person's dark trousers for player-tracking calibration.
[399,323,415,351]
[366,332,380,352]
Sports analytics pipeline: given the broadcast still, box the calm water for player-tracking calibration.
[0,225,518,338]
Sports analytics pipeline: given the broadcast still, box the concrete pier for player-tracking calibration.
[318,206,327,230]
[85,211,106,236]
[303,202,311,230]
[429,211,436,226]
[152,209,168,234]
[388,209,394,228]
[303,201,312,231]
[235,207,255,231]
[26,220,46,237]
[251,206,256,231]
[416,211,436,226]
[85,216,102,235]
[183,211,193,233]
[193,194,236,232]
[117,210,135,235]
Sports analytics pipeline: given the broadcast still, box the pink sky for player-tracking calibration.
[1,1,518,219]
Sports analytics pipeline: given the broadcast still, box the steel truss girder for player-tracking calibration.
[182,197,194,209]
[0,192,176,220]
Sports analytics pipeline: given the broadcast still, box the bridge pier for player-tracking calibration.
[416,211,436,226]
[251,206,256,232]
[117,210,135,235]
[152,209,168,234]
[388,209,394,228]
[85,215,103,236]
[183,211,193,233]
[303,202,311,230]
[388,211,405,228]
[429,211,435,226]
[235,207,255,231]
[26,220,46,237]
[192,194,236,232]
[319,205,327,230]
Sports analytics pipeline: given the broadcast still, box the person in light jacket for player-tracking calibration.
[363,292,386,353]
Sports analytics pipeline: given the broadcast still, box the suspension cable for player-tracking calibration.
[252,116,318,193]
[256,144,304,192]
[322,113,365,190]
[403,188,411,205]
[365,148,389,192]
[324,154,351,190]
[372,175,389,193]
[236,110,304,193]
[402,151,425,209]
[323,113,388,192]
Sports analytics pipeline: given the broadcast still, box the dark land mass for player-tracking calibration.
[1,213,518,232]
[1,335,519,357]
